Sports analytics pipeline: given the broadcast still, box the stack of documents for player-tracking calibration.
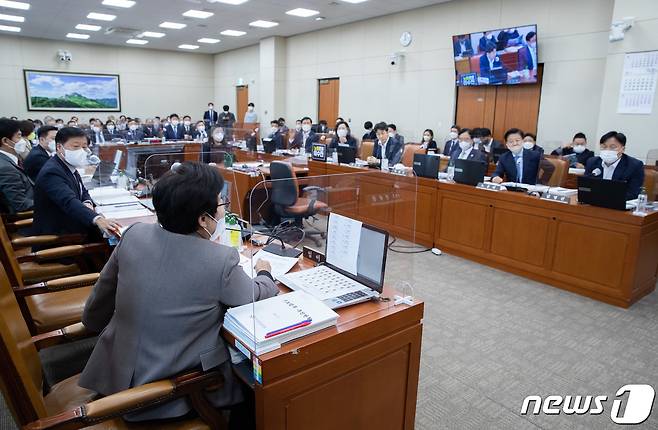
[239,250,299,280]
[90,187,153,219]
[224,290,339,355]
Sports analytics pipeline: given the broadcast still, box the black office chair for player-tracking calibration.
[269,161,328,243]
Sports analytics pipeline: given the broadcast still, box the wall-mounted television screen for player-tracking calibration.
[453,25,538,86]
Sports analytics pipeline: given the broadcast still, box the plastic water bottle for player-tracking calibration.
[634,187,648,215]
[225,215,243,251]
[117,171,129,190]
[447,159,455,181]
[381,158,389,170]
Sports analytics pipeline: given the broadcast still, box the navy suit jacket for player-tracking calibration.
[453,38,474,57]
[33,156,98,238]
[288,131,318,152]
[203,110,218,125]
[449,147,488,165]
[372,137,403,165]
[164,124,185,140]
[478,35,497,53]
[329,135,357,149]
[264,132,283,150]
[493,149,541,185]
[443,139,459,156]
[121,129,145,142]
[479,54,505,78]
[585,154,645,200]
[24,145,51,182]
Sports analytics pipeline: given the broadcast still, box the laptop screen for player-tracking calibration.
[325,213,388,291]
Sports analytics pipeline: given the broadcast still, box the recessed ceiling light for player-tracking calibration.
[315,16,325,21]
[139,31,165,38]
[87,12,116,21]
[0,1,29,10]
[102,0,135,7]
[178,44,199,50]
[182,9,213,19]
[66,32,90,39]
[126,38,148,45]
[198,37,220,44]
[212,0,249,5]
[286,8,320,18]
[0,13,23,22]
[249,20,278,28]
[220,29,246,36]
[0,24,20,32]
[159,21,186,29]
[340,0,368,3]
[75,24,101,31]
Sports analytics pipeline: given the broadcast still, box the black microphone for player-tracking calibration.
[229,215,302,258]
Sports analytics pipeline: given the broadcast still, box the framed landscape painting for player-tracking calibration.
[24,70,121,112]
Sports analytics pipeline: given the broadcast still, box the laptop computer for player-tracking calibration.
[577,176,628,210]
[336,145,356,164]
[278,213,389,309]
[262,138,277,154]
[412,153,440,179]
[453,159,487,186]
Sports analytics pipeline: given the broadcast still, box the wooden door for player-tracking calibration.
[236,85,249,123]
[318,78,339,124]
[455,86,496,131]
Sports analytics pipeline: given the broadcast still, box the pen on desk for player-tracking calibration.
[265,319,312,339]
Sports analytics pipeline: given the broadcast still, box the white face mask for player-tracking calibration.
[458,140,471,151]
[56,124,64,129]
[473,138,481,144]
[337,128,348,138]
[184,121,191,126]
[247,106,254,112]
[203,213,225,242]
[129,125,138,131]
[47,140,56,153]
[107,125,115,131]
[449,131,458,140]
[197,126,206,132]
[388,131,396,138]
[12,138,28,155]
[423,135,431,142]
[214,133,224,141]
[270,127,279,134]
[522,141,535,150]
[91,126,100,133]
[573,145,586,154]
[302,124,312,132]
[63,148,88,167]
[295,124,302,131]
[600,149,619,164]
[208,105,214,110]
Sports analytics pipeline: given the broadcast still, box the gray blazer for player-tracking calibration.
[0,152,34,214]
[79,222,278,421]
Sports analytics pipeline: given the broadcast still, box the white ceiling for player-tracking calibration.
[5,0,452,54]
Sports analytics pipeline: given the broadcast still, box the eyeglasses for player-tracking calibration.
[217,200,230,209]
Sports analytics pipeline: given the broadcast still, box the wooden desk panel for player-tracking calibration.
[437,196,489,250]
[490,207,550,267]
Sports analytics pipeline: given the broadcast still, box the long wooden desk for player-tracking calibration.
[306,160,658,308]
[118,211,424,430]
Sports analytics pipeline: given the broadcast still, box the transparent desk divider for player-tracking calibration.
[234,162,420,360]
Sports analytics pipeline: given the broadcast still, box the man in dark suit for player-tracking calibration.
[24,125,57,181]
[122,120,145,142]
[371,122,403,165]
[585,131,644,200]
[453,35,473,57]
[492,128,541,185]
[218,105,236,130]
[479,42,507,82]
[0,118,33,214]
[520,31,538,72]
[203,102,218,128]
[551,132,595,168]
[264,120,283,151]
[32,127,121,241]
[448,128,488,164]
[182,115,194,140]
[87,120,110,146]
[142,118,161,138]
[478,31,497,53]
[443,125,460,156]
[289,117,319,152]
[164,114,185,140]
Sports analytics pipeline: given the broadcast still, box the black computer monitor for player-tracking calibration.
[336,146,356,164]
[454,159,487,185]
[262,138,277,154]
[577,176,628,210]
[412,153,440,179]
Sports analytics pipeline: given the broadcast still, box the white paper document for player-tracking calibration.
[325,213,362,275]
[240,250,299,280]
[96,203,153,219]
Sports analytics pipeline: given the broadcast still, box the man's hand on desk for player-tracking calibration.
[255,259,272,274]
[491,176,503,184]
[95,217,123,237]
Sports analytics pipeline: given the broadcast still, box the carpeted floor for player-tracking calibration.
[2,237,656,429]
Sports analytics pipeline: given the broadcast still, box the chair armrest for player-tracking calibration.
[2,210,33,222]
[23,370,225,430]
[14,273,99,297]
[31,323,92,350]
[11,234,86,250]
[5,218,33,233]
[18,243,109,263]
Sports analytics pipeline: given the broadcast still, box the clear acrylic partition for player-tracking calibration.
[233,163,420,359]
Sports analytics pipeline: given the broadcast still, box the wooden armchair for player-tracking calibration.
[0,265,227,430]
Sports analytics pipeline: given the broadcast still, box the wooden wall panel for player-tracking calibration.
[438,197,488,250]
[455,85,496,130]
[490,208,549,267]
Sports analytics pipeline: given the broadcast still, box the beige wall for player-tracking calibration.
[213,0,615,154]
[213,44,260,120]
[0,35,214,123]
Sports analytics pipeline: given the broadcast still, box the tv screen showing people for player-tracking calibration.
[453,24,538,86]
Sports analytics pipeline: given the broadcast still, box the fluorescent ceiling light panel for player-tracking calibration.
[178,44,199,50]
[87,12,116,21]
[0,1,29,10]
[66,32,90,39]
[341,0,368,3]
[75,24,101,31]
[213,0,249,5]
[159,21,186,29]
[198,38,220,43]
[182,9,213,19]
[286,8,319,17]
[0,13,24,22]
[249,20,278,28]
[126,38,148,44]
[220,29,245,36]
[139,31,165,38]
[102,0,135,7]
[0,24,20,32]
